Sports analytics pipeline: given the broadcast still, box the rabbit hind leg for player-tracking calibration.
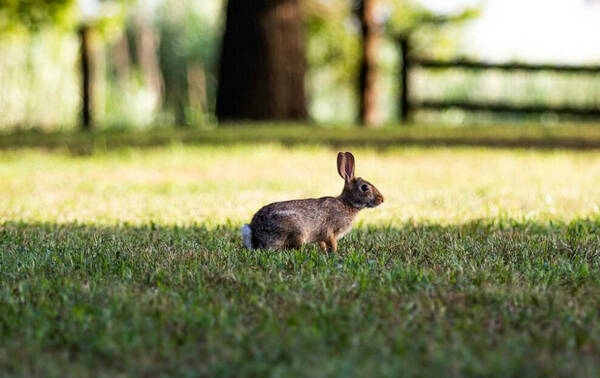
[286,230,305,250]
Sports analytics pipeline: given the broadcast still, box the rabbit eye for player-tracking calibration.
[360,184,369,192]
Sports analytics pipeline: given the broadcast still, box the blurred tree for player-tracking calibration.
[79,24,94,129]
[386,1,478,58]
[302,0,476,124]
[356,0,383,126]
[216,0,307,121]
[111,30,131,85]
[157,0,220,126]
[131,3,163,106]
[0,0,76,32]
[302,0,360,122]
[0,0,126,129]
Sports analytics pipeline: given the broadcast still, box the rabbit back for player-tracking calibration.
[249,197,355,250]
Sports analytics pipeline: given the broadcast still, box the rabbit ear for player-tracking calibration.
[337,152,347,180]
[344,152,355,180]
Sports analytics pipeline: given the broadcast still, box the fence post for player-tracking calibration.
[399,37,410,123]
[79,25,93,130]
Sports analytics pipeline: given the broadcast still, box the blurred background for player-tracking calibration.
[1,0,600,131]
[3,4,600,374]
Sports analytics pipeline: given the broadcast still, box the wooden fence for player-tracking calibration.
[398,39,600,122]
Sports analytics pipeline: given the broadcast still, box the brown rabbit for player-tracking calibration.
[242,152,384,252]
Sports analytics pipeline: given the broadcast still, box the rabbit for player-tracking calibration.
[242,151,384,252]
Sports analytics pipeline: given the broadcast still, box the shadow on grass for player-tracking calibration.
[2,218,600,279]
[3,124,600,154]
[1,219,600,376]
[2,218,599,300]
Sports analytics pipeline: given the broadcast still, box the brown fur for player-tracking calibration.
[244,152,384,252]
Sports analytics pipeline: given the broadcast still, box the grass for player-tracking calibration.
[2,125,600,376]
[4,122,600,153]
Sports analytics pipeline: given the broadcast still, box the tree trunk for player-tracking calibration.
[112,32,131,86]
[79,25,93,130]
[357,0,381,126]
[188,63,208,112]
[216,0,307,121]
[134,19,164,105]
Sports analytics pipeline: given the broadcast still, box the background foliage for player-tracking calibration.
[0,0,482,129]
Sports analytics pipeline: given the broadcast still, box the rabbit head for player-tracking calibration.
[337,152,384,209]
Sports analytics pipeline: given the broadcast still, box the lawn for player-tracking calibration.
[1,125,600,376]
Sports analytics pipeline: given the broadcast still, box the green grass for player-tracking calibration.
[2,126,600,376]
[5,122,600,153]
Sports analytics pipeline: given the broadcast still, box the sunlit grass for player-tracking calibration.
[1,144,600,225]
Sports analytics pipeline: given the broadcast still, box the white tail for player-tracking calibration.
[242,224,253,250]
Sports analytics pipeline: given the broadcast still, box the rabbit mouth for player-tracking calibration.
[368,197,384,208]
[350,199,382,209]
